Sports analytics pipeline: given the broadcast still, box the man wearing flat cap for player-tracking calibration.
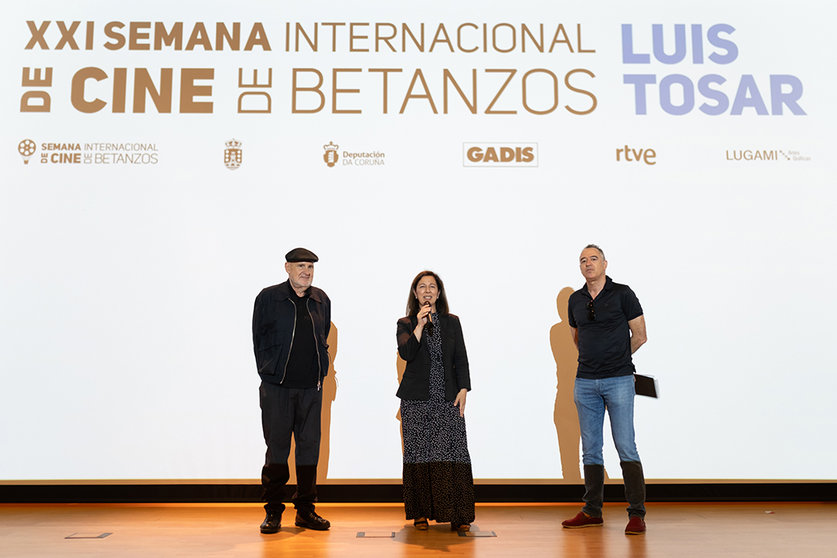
[252,247,332,533]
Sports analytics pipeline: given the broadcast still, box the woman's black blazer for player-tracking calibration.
[396,313,471,401]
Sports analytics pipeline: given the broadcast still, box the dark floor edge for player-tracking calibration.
[1,483,835,503]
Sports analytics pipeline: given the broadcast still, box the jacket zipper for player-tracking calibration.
[280,298,297,384]
[306,298,323,391]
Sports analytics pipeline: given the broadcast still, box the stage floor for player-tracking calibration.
[2,501,835,557]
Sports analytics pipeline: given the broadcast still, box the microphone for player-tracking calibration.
[422,301,434,332]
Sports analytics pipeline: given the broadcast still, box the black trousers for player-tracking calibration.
[260,382,322,513]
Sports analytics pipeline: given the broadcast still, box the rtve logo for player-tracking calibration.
[463,143,538,167]
[616,145,656,165]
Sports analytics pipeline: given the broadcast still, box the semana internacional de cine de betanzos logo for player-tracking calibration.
[17,138,158,165]
[18,139,36,164]
[322,141,385,168]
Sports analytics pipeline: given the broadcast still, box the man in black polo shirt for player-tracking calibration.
[561,244,648,535]
[252,248,331,533]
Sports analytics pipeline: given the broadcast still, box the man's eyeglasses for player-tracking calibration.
[587,300,595,321]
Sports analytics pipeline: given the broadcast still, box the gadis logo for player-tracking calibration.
[463,143,538,167]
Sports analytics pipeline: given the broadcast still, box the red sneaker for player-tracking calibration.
[562,511,603,528]
[625,515,646,535]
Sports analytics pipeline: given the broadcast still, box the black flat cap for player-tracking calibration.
[285,247,319,262]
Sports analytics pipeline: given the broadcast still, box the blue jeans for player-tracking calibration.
[574,375,641,465]
[574,375,645,518]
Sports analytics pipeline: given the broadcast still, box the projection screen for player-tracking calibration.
[1,0,835,484]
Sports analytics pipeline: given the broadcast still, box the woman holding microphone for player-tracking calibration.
[396,270,475,532]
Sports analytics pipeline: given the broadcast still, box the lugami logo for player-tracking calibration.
[724,149,791,161]
[463,143,538,167]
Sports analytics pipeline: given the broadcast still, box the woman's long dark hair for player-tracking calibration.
[406,270,449,317]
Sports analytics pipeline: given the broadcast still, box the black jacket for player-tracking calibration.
[396,313,471,401]
[252,280,331,386]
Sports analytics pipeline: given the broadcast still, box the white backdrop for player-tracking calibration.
[1,1,835,482]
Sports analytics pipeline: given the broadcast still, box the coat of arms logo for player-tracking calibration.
[323,141,339,167]
[224,138,242,170]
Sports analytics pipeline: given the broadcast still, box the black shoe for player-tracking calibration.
[260,511,282,534]
[295,509,330,530]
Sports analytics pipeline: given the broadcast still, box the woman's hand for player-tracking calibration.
[416,303,432,327]
[453,388,467,417]
[414,303,432,340]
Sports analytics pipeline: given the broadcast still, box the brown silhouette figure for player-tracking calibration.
[287,321,338,484]
[550,287,582,482]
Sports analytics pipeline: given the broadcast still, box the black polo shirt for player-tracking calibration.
[568,276,643,379]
